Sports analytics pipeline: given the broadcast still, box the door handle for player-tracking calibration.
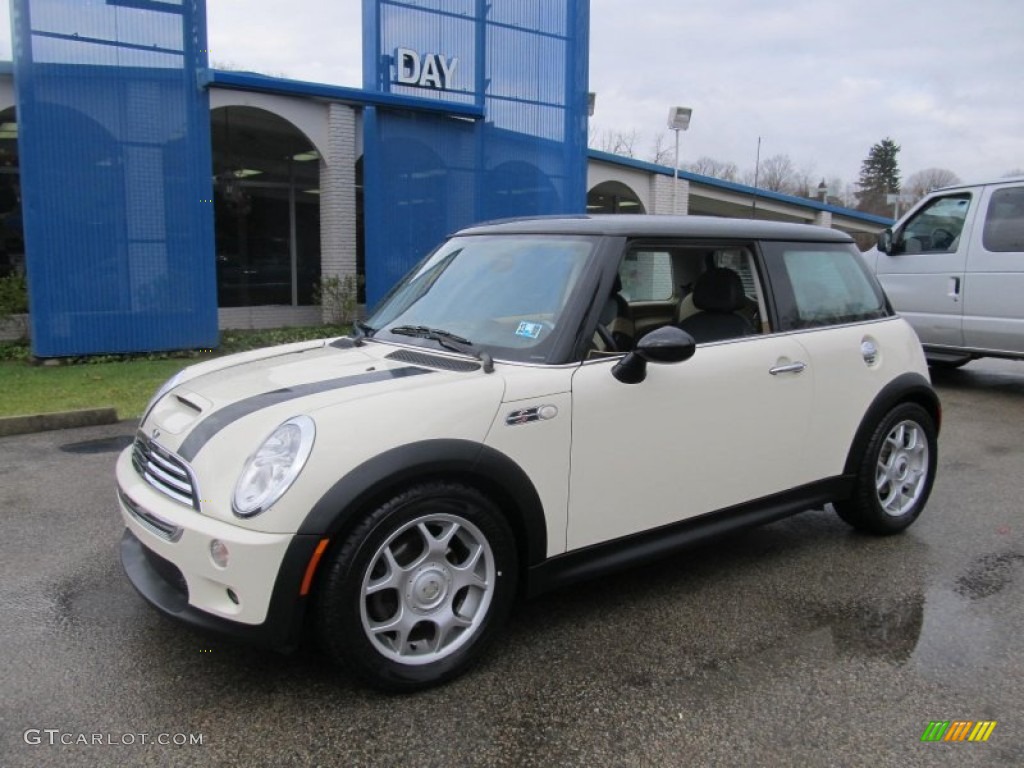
[948,276,961,299]
[769,361,806,375]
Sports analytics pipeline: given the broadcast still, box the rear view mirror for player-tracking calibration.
[877,229,894,254]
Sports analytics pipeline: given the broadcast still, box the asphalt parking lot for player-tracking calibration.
[2,359,1023,767]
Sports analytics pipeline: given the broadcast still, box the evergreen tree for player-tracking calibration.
[855,138,901,216]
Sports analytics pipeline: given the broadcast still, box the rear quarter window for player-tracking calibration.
[762,242,890,331]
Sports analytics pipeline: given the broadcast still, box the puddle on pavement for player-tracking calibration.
[59,435,134,454]
[955,550,1024,600]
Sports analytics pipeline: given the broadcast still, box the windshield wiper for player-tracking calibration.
[390,325,472,350]
[389,325,494,372]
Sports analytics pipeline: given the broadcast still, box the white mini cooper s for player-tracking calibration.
[117,215,940,691]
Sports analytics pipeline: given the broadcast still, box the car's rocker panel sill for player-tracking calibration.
[526,476,853,597]
[120,528,320,650]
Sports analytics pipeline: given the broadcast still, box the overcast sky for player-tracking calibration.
[2,0,1021,190]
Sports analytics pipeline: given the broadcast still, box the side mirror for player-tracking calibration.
[612,326,696,384]
[877,229,894,254]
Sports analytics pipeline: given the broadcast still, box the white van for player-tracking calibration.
[866,176,1024,367]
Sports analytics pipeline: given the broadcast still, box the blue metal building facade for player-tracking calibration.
[361,0,590,307]
[8,0,590,354]
[12,0,217,356]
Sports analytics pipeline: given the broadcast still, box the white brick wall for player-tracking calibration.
[650,175,689,215]
[320,103,359,324]
[218,306,323,330]
[0,315,27,342]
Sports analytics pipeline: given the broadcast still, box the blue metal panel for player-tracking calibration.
[362,0,589,307]
[12,0,216,356]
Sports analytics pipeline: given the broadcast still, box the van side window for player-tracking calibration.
[982,187,1024,252]
[899,194,971,253]
[762,242,889,331]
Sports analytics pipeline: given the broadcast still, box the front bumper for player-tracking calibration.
[120,529,320,650]
[116,446,323,650]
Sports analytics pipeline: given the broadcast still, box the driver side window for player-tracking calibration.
[900,193,971,254]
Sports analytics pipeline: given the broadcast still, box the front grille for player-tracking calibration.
[132,432,199,509]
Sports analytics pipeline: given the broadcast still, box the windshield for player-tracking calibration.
[366,234,597,363]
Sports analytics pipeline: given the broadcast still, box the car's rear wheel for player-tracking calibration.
[836,403,937,535]
[315,482,517,691]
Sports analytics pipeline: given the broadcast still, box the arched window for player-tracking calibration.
[587,181,645,214]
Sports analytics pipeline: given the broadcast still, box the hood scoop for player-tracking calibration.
[151,389,211,435]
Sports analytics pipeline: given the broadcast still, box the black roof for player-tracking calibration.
[457,214,853,243]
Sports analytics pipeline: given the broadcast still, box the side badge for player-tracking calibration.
[505,404,558,426]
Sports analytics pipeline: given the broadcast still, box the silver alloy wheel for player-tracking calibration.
[875,419,930,517]
[359,512,495,665]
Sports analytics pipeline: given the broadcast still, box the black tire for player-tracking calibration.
[836,402,937,535]
[315,482,518,692]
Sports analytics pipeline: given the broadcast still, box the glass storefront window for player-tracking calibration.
[211,106,321,307]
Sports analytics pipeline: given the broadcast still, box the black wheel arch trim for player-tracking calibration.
[299,439,548,568]
[842,372,941,478]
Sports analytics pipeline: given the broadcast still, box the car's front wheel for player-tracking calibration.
[836,402,937,535]
[315,482,517,691]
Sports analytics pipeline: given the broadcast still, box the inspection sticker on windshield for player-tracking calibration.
[515,321,543,339]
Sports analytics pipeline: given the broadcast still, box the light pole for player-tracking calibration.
[667,106,692,215]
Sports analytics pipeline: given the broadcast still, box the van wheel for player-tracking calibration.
[836,403,937,535]
[315,482,517,691]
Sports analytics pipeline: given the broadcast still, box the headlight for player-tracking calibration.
[232,415,316,518]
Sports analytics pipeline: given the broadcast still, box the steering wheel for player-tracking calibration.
[931,228,955,250]
[595,324,617,352]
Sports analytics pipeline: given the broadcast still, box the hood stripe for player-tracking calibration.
[177,366,433,461]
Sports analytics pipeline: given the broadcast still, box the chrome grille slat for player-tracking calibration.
[119,489,183,542]
[143,461,192,494]
[132,432,199,509]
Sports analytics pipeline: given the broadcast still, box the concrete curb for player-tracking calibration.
[0,408,119,437]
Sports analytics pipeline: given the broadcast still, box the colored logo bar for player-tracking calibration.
[921,721,997,742]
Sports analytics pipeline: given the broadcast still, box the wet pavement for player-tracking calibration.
[2,359,1023,767]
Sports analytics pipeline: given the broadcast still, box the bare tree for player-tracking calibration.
[649,132,674,166]
[591,129,641,159]
[792,163,819,199]
[904,168,961,203]
[686,156,739,181]
[753,153,799,194]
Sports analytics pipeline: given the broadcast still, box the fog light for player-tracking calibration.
[210,539,230,568]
